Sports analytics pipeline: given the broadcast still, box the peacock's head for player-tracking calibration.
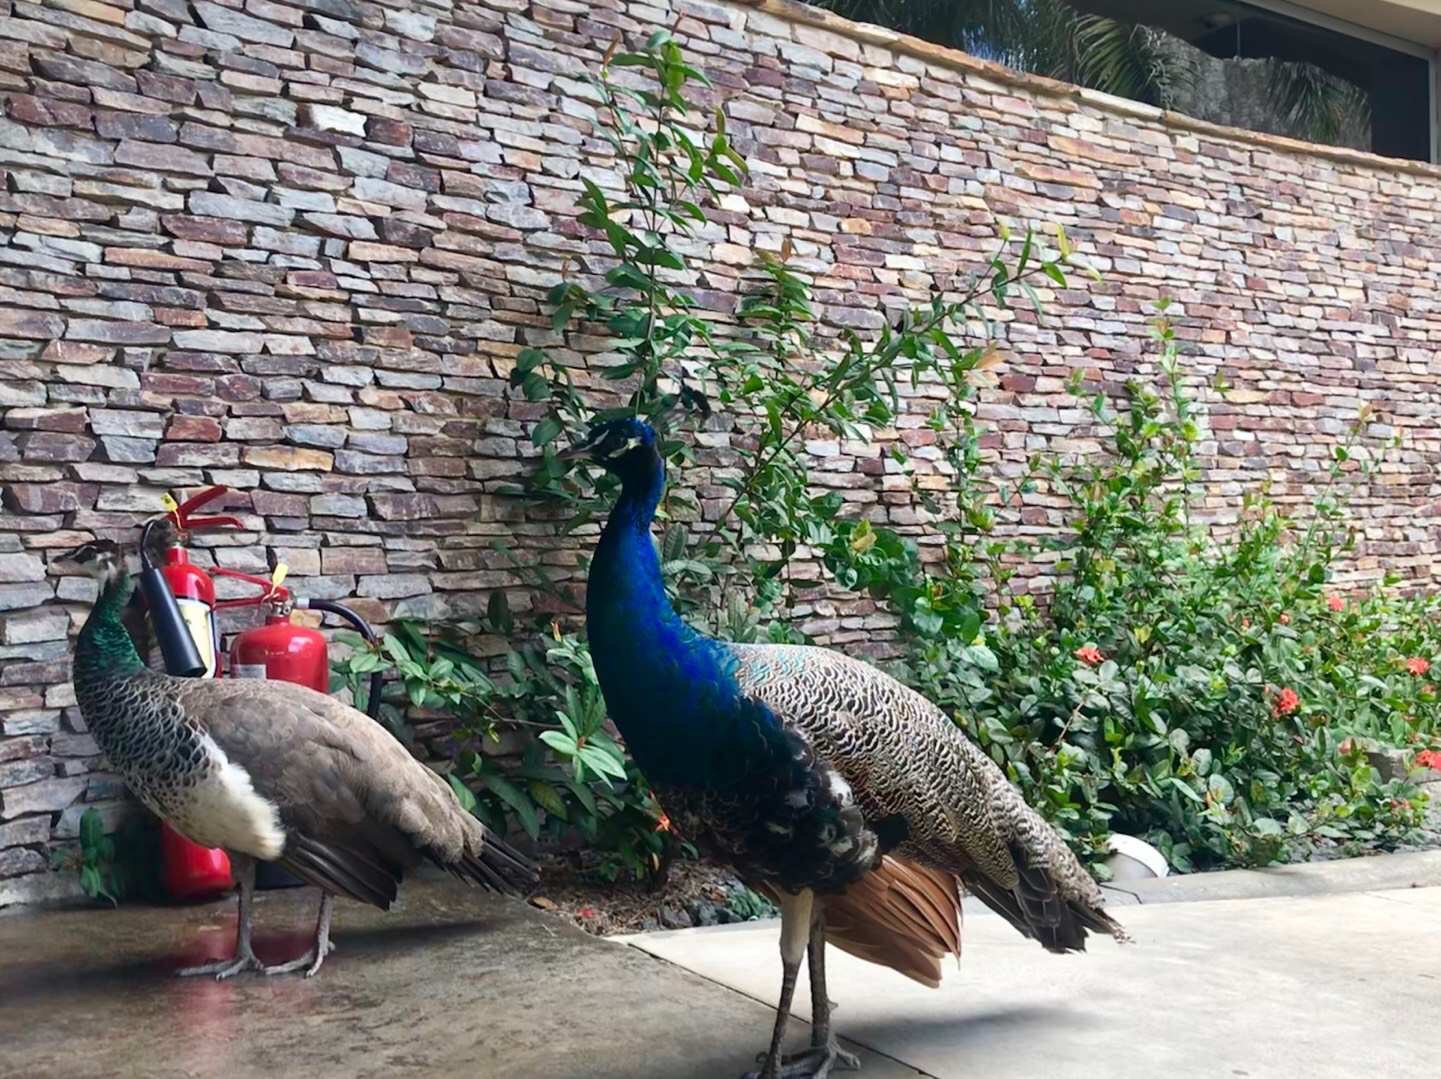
[58,539,126,584]
[564,417,662,485]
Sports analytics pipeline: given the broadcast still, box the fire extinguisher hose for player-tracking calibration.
[295,598,385,722]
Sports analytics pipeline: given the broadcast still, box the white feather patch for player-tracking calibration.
[171,737,287,860]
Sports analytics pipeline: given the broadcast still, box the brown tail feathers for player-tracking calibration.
[756,855,963,988]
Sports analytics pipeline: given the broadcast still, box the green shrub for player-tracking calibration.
[869,315,1434,870]
[333,615,688,883]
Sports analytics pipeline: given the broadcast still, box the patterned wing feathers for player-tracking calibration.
[731,644,1124,955]
[175,678,535,905]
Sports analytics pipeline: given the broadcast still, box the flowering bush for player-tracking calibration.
[868,312,1435,871]
[1272,688,1301,718]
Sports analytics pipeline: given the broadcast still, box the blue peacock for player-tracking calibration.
[575,417,1126,1079]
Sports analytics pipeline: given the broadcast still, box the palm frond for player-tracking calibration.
[1265,60,1371,145]
[1069,16,1191,108]
[813,0,1364,149]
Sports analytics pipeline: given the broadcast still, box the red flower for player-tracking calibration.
[1278,612,1291,625]
[1416,749,1441,771]
[655,811,673,834]
[577,906,596,919]
[1326,595,1345,612]
[1406,657,1431,676]
[1074,645,1103,666]
[1272,687,1300,717]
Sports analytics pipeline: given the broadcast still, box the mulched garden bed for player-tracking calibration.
[528,853,775,937]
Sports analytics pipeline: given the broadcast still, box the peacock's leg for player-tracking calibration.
[260,891,336,978]
[771,908,861,1078]
[742,890,814,1079]
[176,855,266,980]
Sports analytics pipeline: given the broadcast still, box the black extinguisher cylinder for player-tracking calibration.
[138,520,206,678]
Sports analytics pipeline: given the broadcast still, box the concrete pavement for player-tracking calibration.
[624,878,1441,1079]
[1,854,1437,1078]
[0,880,916,1079]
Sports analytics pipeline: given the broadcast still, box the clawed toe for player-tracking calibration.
[177,940,334,979]
[176,953,265,980]
[743,1041,861,1079]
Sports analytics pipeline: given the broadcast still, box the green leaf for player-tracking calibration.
[1208,773,1235,804]
[1169,777,1204,804]
[529,781,568,819]
[539,730,578,756]
[79,808,105,849]
[479,773,542,839]
[961,643,999,673]
[531,416,563,447]
[487,590,514,635]
[446,773,478,814]
[521,371,549,401]
[957,606,982,644]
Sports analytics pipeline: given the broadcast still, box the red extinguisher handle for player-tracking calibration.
[169,486,245,534]
[211,568,291,611]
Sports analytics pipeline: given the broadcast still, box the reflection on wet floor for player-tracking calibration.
[0,875,902,1079]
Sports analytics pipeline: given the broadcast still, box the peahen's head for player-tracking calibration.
[567,417,662,488]
[58,539,126,585]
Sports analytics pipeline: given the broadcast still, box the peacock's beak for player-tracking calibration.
[556,431,602,461]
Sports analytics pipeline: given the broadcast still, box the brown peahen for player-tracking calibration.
[574,418,1126,1079]
[62,539,536,979]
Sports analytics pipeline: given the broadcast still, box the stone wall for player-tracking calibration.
[4,0,1441,906]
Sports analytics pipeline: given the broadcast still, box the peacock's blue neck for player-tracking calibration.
[585,458,763,788]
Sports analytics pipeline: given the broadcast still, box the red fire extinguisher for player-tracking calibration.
[223,568,329,693]
[218,562,385,711]
[143,485,389,899]
[151,488,246,901]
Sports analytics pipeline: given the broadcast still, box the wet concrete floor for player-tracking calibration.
[0,877,916,1079]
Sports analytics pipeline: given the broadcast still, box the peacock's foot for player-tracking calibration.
[175,950,266,980]
[260,938,337,979]
[743,1040,862,1079]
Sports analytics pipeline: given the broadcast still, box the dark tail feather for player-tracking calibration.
[280,834,403,910]
[433,830,537,896]
[962,848,1125,955]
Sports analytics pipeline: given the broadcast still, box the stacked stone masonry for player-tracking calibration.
[2,0,1440,906]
